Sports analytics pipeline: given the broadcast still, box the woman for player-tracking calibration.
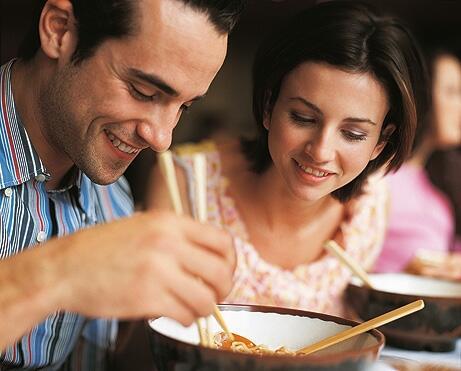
[147,1,427,316]
[374,49,461,277]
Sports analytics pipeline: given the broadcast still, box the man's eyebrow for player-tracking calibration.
[128,68,206,102]
[290,97,377,125]
[128,68,178,96]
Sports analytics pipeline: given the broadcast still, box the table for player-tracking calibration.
[379,339,461,370]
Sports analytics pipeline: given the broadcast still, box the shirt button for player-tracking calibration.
[35,174,47,182]
[36,231,47,243]
[4,188,12,197]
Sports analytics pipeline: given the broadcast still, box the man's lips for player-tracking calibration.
[104,130,141,155]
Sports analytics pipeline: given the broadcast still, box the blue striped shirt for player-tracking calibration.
[0,60,134,370]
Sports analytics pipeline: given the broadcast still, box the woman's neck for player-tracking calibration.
[232,164,344,268]
[247,166,340,232]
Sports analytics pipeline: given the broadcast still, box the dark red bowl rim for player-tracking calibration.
[148,303,385,365]
[347,273,461,302]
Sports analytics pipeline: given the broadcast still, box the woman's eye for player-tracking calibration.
[129,83,156,102]
[290,112,316,125]
[342,130,367,141]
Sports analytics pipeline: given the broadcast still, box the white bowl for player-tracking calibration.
[147,304,384,371]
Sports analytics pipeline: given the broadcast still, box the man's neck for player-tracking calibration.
[11,56,73,189]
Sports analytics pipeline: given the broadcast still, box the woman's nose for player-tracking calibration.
[304,129,335,163]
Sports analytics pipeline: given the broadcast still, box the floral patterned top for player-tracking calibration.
[173,140,388,316]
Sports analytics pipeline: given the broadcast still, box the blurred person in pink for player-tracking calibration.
[374,48,461,276]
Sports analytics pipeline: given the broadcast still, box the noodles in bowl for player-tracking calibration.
[147,304,384,371]
[213,331,297,356]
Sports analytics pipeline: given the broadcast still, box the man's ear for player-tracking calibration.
[370,123,396,160]
[39,0,77,60]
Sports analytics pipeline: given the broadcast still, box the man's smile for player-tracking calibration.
[104,129,141,155]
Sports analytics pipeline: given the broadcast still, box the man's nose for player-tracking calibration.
[136,111,178,152]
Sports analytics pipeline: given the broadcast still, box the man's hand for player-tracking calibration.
[0,211,235,350]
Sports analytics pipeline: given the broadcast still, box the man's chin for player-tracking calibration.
[84,168,126,186]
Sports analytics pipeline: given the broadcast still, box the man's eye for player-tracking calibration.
[180,104,191,113]
[129,83,156,102]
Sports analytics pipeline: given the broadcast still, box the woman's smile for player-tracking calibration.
[293,159,335,184]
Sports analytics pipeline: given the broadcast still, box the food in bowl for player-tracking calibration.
[346,273,461,352]
[213,331,297,355]
[147,304,384,371]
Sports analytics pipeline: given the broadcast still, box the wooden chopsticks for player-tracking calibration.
[296,300,425,355]
[158,150,234,346]
[157,151,183,215]
[324,240,374,288]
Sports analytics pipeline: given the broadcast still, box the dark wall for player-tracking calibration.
[2,0,460,141]
[1,1,37,64]
[2,0,460,205]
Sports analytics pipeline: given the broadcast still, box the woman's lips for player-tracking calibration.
[295,160,334,178]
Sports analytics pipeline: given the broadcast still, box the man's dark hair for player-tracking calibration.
[242,1,428,203]
[18,0,245,63]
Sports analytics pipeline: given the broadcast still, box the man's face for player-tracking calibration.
[39,0,227,185]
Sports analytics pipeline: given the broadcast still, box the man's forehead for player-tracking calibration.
[101,0,227,102]
[138,0,211,31]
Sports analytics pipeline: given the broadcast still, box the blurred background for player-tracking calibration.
[2,0,461,203]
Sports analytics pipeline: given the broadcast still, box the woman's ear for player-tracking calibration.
[262,92,273,130]
[263,111,270,130]
[370,123,396,160]
[39,0,77,60]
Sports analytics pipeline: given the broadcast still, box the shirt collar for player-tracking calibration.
[0,60,104,222]
[0,59,49,189]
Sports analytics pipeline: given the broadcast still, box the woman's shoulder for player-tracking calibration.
[344,171,389,221]
[341,171,390,268]
[215,138,251,178]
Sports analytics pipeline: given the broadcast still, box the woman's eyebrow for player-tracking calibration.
[289,97,377,125]
[289,97,323,116]
[343,117,377,126]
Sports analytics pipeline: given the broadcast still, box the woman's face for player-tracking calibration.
[265,62,391,202]
[432,54,461,149]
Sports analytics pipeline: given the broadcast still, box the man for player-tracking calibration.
[0,0,244,369]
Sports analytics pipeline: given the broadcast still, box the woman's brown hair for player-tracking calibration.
[242,1,428,202]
